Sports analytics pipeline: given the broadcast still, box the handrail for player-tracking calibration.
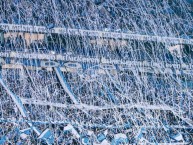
[0,23,193,45]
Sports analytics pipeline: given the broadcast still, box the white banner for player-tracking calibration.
[0,51,191,73]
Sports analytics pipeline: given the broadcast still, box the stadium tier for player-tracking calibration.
[0,0,193,144]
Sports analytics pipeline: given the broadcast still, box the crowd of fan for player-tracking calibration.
[0,0,193,144]
[0,109,192,144]
[0,0,193,37]
[0,68,192,144]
